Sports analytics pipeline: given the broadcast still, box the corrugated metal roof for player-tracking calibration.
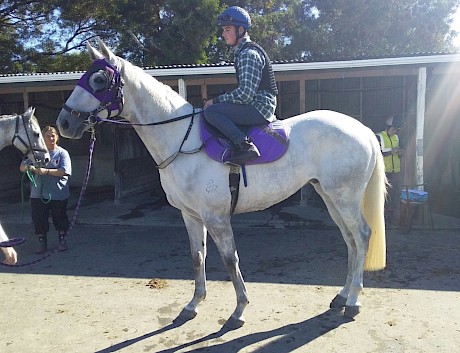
[1,52,460,84]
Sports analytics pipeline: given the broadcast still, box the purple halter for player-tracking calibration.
[63,59,124,124]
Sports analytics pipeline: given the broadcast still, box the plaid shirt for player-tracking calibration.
[214,37,277,121]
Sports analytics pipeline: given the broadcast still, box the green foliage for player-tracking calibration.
[112,0,220,66]
[285,0,460,60]
[0,0,459,73]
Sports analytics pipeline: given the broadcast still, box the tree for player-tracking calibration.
[0,0,101,73]
[283,0,460,60]
[111,0,221,66]
[0,0,459,73]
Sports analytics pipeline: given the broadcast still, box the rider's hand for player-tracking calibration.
[203,99,213,109]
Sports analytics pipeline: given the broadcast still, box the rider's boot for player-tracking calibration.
[36,235,47,254]
[227,139,260,165]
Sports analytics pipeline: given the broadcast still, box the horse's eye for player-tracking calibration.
[94,76,105,84]
[34,132,40,138]
[90,70,109,93]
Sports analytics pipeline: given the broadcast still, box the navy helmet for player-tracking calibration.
[386,115,403,128]
[217,6,251,30]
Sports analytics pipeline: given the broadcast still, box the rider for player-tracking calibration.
[203,6,278,165]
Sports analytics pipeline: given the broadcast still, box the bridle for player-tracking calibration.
[62,58,125,128]
[12,112,48,166]
[62,58,202,169]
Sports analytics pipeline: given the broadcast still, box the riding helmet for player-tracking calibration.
[217,6,251,30]
[386,115,403,128]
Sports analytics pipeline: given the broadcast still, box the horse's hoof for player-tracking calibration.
[174,308,197,324]
[330,294,347,308]
[344,305,360,318]
[224,316,245,330]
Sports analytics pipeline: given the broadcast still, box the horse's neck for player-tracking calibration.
[0,116,15,150]
[121,63,200,164]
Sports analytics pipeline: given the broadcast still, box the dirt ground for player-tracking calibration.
[1,222,459,353]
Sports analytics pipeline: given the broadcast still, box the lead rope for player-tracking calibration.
[0,129,97,267]
[67,128,96,235]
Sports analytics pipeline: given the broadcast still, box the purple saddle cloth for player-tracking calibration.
[200,114,289,165]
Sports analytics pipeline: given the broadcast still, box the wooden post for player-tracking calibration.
[22,89,29,112]
[416,67,426,190]
[178,78,187,100]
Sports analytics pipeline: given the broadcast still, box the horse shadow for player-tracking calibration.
[94,308,351,353]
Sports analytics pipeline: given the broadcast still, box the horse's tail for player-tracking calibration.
[362,150,387,271]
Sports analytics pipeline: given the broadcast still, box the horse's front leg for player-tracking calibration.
[207,220,249,329]
[177,212,208,322]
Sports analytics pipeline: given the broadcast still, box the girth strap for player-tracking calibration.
[229,165,241,215]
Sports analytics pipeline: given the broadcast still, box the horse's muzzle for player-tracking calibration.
[56,109,88,139]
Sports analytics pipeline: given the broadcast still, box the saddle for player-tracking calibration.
[200,113,290,215]
[200,113,290,165]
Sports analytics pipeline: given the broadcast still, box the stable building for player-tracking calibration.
[1,53,459,217]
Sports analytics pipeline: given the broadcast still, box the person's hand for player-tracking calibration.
[1,247,17,265]
[37,167,48,175]
[203,99,214,109]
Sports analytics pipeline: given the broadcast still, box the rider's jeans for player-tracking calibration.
[204,102,267,145]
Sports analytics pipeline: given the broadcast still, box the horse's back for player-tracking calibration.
[286,110,374,139]
[284,110,377,165]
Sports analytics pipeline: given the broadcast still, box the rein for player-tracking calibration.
[95,110,200,127]
[0,130,97,268]
[96,109,203,169]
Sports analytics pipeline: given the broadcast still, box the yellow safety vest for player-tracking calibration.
[377,130,400,173]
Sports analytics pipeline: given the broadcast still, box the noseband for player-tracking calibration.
[62,58,124,127]
[12,113,48,165]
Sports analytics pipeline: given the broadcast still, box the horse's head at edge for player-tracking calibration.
[56,38,122,140]
[13,107,50,165]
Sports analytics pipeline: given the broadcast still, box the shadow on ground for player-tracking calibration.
[94,309,351,353]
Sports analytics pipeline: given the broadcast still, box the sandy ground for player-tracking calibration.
[1,222,459,353]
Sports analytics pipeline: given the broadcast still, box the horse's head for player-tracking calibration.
[56,38,124,139]
[13,107,50,165]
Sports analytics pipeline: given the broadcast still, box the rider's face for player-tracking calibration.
[221,26,239,46]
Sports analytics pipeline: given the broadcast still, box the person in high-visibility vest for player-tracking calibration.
[376,115,404,225]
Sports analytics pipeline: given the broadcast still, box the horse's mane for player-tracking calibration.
[121,57,189,110]
[0,114,17,119]
[1,109,33,120]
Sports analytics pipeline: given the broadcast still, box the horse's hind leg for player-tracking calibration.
[206,219,248,329]
[314,187,355,307]
[313,184,370,317]
[177,212,208,322]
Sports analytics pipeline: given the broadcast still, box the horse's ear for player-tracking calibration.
[87,41,103,61]
[24,107,35,117]
[96,37,117,63]
[21,107,34,121]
